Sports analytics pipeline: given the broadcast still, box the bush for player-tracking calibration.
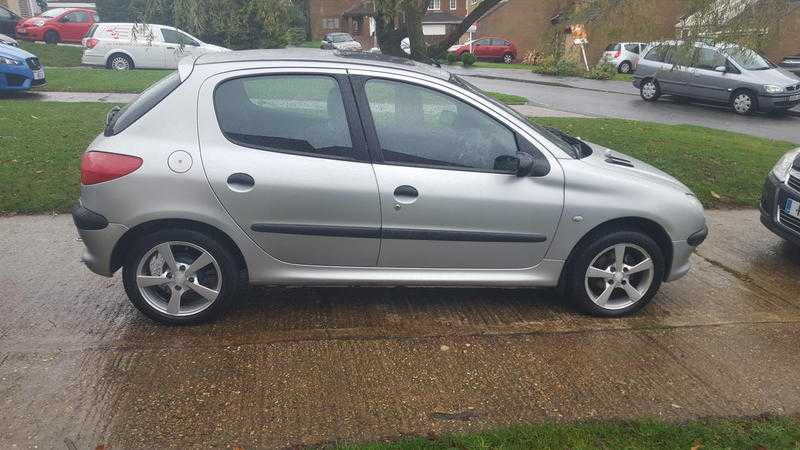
[446,52,458,65]
[585,62,617,80]
[531,56,582,77]
[461,52,477,67]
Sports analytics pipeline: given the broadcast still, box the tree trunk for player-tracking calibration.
[407,0,428,61]
[375,14,406,57]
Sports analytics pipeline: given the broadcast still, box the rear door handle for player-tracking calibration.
[227,173,255,192]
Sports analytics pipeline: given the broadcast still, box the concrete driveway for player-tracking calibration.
[1,210,800,448]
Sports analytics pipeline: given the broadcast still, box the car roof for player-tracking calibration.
[195,48,452,80]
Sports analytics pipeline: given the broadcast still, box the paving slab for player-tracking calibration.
[1,91,138,103]
[0,210,799,448]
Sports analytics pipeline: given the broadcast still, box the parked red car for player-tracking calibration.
[15,8,99,44]
[449,37,518,64]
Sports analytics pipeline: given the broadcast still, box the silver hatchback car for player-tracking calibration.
[73,49,708,324]
[634,41,800,115]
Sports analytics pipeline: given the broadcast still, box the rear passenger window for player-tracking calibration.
[214,75,353,159]
[644,45,671,63]
[606,43,621,52]
[692,47,726,70]
[625,44,641,54]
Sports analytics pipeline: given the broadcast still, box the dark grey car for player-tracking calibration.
[633,41,800,115]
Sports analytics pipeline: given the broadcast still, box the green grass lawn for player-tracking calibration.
[0,101,117,214]
[19,41,83,67]
[298,40,323,48]
[534,117,795,208]
[486,91,527,105]
[40,67,173,93]
[0,101,792,214]
[345,416,800,449]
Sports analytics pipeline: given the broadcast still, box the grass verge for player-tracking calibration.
[533,117,795,208]
[1,102,793,214]
[344,416,800,449]
[19,41,83,67]
[298,40,323,48]
[486,91,527,105]
[0,101,117,214]
[39,67,173,93]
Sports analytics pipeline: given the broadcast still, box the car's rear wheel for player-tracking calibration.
[122,229,241,325]
[565,230,665,317]
[731,90,756,115]
[108,53,134,71]
[618,60,632,73]
[43,30,59,44]
[640,78,660,101]
[503,53,514,64]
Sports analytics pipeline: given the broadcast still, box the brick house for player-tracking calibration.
[309,0,471,49]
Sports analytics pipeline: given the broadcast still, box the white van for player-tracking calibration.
[81,23,229,70]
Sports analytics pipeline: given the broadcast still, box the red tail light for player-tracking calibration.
[81,151,142,185]
[85,38,99,49]
[614,50,621,58]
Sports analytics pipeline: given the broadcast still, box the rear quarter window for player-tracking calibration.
[105,72,181,136]
[605,43,620,52]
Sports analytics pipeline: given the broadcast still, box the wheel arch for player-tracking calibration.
[559,216,674,287]
[729,87,758,104]
[110,218,248,276]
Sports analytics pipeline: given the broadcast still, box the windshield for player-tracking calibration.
[449,75,587,158]
[723,46,773,70]
[330,34,353,43]
[41,8,67,18]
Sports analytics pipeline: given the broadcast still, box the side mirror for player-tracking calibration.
[515,152,536,177]
[714,65,727,73]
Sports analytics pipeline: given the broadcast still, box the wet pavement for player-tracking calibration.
[1,210,800,448]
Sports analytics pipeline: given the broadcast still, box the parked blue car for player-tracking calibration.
[0,42,45,92]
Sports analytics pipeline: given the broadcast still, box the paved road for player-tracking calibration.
[464,75,800,143]
[1,210,800,448]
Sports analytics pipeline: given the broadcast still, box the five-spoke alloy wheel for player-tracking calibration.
[123,229,240,324]
[566,229,664,316]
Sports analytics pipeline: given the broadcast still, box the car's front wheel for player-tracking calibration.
[122,229,241,325]
[565,230,665,316]
[640,78,661,101]
[731,90,757,115]
[43,30,59,44]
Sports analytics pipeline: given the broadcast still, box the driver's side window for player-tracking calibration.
[364,79,520,172]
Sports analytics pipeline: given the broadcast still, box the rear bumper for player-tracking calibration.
[81,53,105,67]
[72,204,127,277]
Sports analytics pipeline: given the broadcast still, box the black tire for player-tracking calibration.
[107,53,134,71]
[564,229,665,317]
[43,30,59,45]
[618,60,632,73]
[122,228,241,325]
[731,89,757,115]
[503,53,514,64]
[640,78,661,102]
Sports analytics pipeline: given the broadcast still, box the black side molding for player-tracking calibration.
[687,226,708,247]
[72,204,109,231]
[251,223,547,243]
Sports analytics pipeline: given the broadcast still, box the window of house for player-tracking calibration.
[449,0,457,9]
[428,0,441,10]
[322,18,340,29]
[364,79,519,173]
[214,75,353,159]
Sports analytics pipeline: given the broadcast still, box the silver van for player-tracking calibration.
[633,41,800,115]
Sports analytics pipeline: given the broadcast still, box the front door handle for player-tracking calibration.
[227,173,255,193]
[393,185,418,204]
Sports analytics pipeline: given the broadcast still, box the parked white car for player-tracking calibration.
[600,42,647,74]
[81,23,229,70]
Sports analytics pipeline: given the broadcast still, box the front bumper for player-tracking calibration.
[72,204,128,277]
[14,26,42,41]
[0,64,45,92]
[758,93,800,111]
[760,172,800,245]
[667,225,708,282]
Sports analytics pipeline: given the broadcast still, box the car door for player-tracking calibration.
[652,44,693,95]
[472,38,492,60]
[197,69,381,267]
[688,46,733,102]
[353,74,564,269]
[59,11,90,42]
[128,24,166,69]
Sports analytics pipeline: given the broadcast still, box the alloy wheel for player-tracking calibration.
[504,54,513,64]
[135,241,222,317]
[620,61,631,73]
[584,243,654,310]
[111,56,131,71]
